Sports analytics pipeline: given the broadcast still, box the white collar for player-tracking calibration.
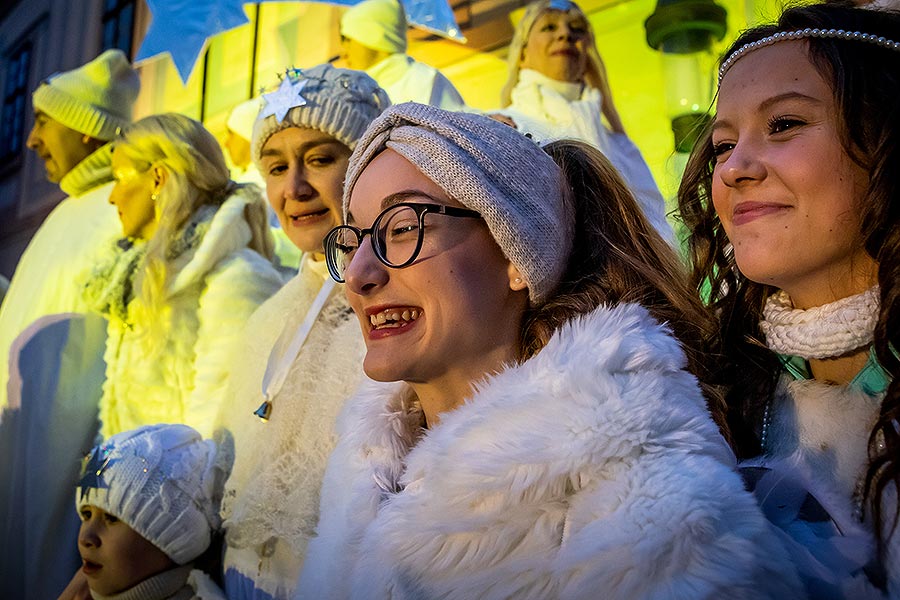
[518,68,585,102]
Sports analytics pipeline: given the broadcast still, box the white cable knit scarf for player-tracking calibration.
[761,286,880,359]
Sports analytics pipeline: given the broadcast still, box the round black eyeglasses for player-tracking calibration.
[324,202,481,283]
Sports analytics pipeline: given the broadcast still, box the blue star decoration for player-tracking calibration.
[260,75,309,124]
[323,0,463,41]
[136,0,463,85]
[78,445,117,502]
[136,0,249,83]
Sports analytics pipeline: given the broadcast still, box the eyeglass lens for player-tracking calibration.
[328,204,423,280]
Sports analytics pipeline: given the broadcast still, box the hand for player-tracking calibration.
[57,568,91,600]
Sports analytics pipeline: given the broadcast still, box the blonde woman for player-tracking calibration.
[496,0,671,242]
[83,113,284,439]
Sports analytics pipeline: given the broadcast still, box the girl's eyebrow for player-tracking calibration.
[347,190,445,225]
[713,91,823,132]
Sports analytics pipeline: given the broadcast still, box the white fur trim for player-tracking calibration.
[298,303,803,599]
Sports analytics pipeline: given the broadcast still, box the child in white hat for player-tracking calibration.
[75,424,227,600]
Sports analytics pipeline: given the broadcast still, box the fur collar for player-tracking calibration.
[299,304,802,598]
[169,187,256,295]
[338,302,732,497]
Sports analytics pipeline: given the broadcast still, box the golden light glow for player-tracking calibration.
[134,0,793,202]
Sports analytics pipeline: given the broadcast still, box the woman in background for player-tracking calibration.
[496,0,672,242]
[84,113,283,439]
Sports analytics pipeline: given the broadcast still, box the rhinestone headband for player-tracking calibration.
[719,27,900,84]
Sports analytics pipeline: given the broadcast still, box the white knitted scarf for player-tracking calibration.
[761,286,880,359]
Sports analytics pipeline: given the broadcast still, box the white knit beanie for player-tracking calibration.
[343,102,574,305]
[227,97,261,143]
[340,0,408,54]
[76,424,224,565]
[251,63,390,169]
[32,49,139,141]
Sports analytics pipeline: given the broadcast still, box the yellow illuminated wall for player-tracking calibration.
[133,0,795,198]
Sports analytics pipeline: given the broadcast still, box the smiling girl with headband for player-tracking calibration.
[679,2,900,595]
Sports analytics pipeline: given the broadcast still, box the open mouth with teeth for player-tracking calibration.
[369,307,422,330]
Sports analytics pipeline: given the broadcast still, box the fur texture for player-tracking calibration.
[297,303,803,599]
[99,191,284,439]
[756,376,898,596]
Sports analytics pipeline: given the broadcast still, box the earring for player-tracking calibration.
[81,134,91,145]
[151,193,158,202]
[514,277,522,284]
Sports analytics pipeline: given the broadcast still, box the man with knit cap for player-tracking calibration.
[1,48,139,410]
[340,0,466,110]
[0,49,139,600]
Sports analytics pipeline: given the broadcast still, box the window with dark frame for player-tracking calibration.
[0,40,32,165]
[101,0,136,56]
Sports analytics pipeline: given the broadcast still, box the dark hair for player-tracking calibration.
[522,139,728,438]
[677,2,900,556]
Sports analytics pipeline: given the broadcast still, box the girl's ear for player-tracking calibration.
[152,165,167,193]
[508,263,528,292]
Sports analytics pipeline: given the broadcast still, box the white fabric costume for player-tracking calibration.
[366,54,465,110]
[0,145,120,599]
[0,145,119,411]
[297,303,803,599]
[746,367,897,597]
[218,257,366,600]
[91,189,284,439]
[500,69,673,244]
[340,0,465,111]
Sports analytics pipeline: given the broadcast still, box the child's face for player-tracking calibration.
[78,505,175,595]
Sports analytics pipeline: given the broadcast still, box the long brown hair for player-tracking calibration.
[521,139,728,438]
[677,2,900,556]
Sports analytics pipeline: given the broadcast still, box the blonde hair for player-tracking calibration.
[500,0,605,107]
[114,113,273,353]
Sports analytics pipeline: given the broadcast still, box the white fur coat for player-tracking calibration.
[296,303,803,599]
[98,191,284,439]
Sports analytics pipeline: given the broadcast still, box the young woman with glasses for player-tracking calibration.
[296,103,801,598]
